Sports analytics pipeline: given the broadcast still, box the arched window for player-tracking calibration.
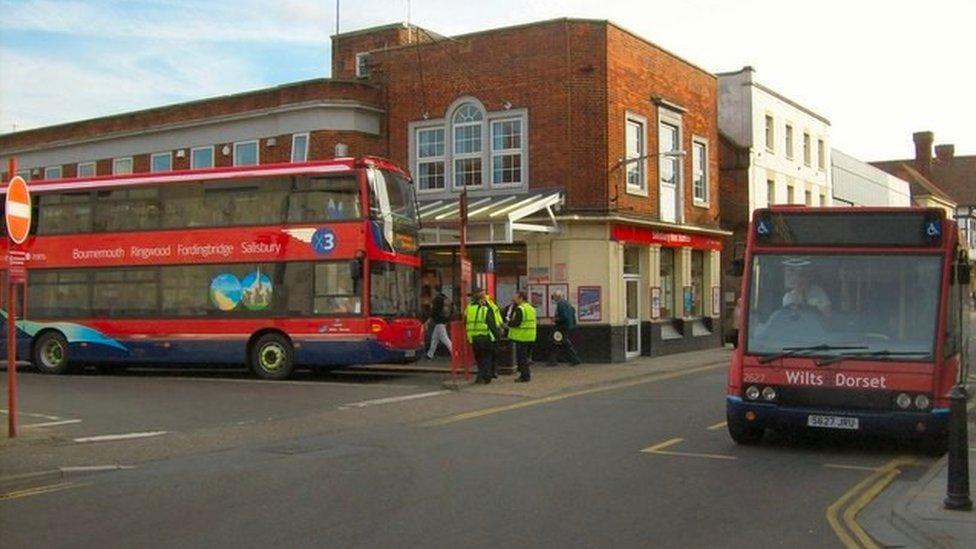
[452,103,484,188]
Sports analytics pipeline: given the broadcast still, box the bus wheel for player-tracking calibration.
[33,332,72,375]
[249,333,294,380]
[727,412,764,445]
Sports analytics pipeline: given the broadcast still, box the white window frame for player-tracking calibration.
[787,184,795,204]
[784,123,794,160]
[355,52,370,78]
[414,125,447,192]
[767,179,775,206]
[113,157,133,175]
[44,166,62,180]
[803,131,811,167]
[77,162,96,178]
[291,133,309,163]
[625,112,648,196]
[817,138,825,171]
[408,98,528,195]
[658,107,684,223]
[804,189,812,206]
[490,117,525,188]
[150,152,173,173]
[233,140,260,167]
[190,146,214,169]
[765,114,775,153]
[451,102,485,190]
[691,137,709,206]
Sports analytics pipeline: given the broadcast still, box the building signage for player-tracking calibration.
[610,224,722,250]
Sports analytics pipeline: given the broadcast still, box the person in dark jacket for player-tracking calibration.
[547,290,581,367]
[426,289,452,360]
[465,287,500,384]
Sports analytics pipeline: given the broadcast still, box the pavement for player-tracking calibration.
[860,400,976,548]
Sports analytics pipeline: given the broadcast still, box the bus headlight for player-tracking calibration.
[914,394,931,410]
[761,386,777,402]
[745,385,761,401]
[895,393,912,410]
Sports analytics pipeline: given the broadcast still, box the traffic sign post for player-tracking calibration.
[5,158,29,438]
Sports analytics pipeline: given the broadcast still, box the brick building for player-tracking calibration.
[0,18,727,361]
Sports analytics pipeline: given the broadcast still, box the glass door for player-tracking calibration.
[659,122,679,223]
[625,276,641,358]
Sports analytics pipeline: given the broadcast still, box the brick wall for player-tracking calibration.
[0,80,381,152]
[606,25,719,229]
[368,19,609,211]
[331,25,434,80]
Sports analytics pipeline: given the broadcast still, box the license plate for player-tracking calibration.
[404,350,416,358]
[807,415,859,430]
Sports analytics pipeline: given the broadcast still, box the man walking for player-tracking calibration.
[426,289,452,360]
[547,290,581,367]
[465,287,500,384]
[506,291,537,382]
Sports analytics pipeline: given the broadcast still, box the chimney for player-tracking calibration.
[913,131,934,176]
[935,144,955,163]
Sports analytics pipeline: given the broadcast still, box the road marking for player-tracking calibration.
[640,437,738,461]
[0,482,91,502]
[706,421,727,431]
[73,431,168,443]
[826,456,916,549]
[163,376,419,389]
[0,409,63,421]
[421,362,726,427]
[823,463,884,472]
[338,390,450,410]
[22,419,82,429]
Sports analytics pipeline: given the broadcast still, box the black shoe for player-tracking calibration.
[570,362,581,367]
[514,377,530,383]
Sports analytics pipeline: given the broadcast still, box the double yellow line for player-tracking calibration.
[826,456,916,548]
[0,481,91,502]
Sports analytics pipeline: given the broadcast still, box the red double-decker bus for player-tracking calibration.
[1,157,424,379]
[727,207,971,452]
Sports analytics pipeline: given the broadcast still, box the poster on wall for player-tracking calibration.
[578,286,602,321]
[712,286,721,317]
[553,263,567,282]
[528,267,550,284]
[650,286,661,320]
[528,284,548,317]
[548,283,569,318]
[683,286,693,317]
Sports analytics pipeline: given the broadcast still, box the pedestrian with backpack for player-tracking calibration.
[425,288,453,360]
[546,290,582,367]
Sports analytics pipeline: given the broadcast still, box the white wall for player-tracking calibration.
[831,148,911,206]
[718,67,832,217]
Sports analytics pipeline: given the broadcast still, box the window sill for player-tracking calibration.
[625,186,648,197]
[692,200,710,209]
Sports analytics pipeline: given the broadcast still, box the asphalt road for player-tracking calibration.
[0,363,942,548]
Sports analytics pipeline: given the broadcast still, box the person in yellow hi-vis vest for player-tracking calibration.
[465,287,500,384]
[506,291,537,382]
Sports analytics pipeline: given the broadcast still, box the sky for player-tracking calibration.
[0,0,973,161]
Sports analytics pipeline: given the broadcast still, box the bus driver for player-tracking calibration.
[782,269,831,315]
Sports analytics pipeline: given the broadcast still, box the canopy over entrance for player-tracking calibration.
[418,190,563,246]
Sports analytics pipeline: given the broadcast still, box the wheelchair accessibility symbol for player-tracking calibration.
[311,228,337,255]
[757,220,771,235]
[925,221,941,238]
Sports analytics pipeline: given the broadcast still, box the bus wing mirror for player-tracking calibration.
[958,263,971,286]
[728,259,744,277]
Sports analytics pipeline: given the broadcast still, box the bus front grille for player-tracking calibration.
[776,387,892,411]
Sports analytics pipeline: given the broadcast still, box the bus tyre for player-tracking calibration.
[33,332,71,375]
[250,333,295,380]
[727,412,764,445]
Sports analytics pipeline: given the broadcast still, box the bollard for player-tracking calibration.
[944,384,972,510]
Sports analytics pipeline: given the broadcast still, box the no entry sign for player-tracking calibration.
[5,176,31,245]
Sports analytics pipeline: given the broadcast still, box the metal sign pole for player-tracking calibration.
[6,157,18,438]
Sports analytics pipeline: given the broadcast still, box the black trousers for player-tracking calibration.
[547,331,581,365]
[514,341,533,380]
[472,336,495,381]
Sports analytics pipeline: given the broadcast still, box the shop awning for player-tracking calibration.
[418,190,564,246]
